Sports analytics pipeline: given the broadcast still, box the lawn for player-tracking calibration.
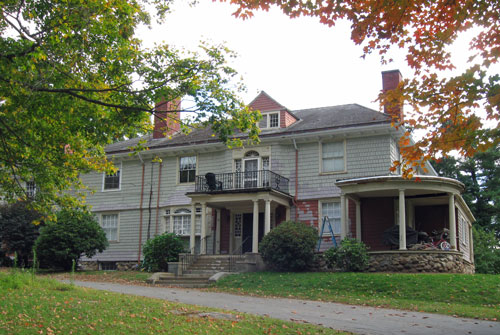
[46,270,151,285]
[0,271,348,335]
[212,272,500,320]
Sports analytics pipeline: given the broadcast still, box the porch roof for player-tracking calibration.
[335,175,465,196]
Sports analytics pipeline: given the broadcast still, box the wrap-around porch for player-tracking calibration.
[336,176,475,266]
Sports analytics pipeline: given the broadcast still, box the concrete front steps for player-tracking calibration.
[147,272,212,288]
[148,255,237,288]
[183,255,232,274]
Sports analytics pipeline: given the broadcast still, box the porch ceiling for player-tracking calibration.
[187,190,292,210]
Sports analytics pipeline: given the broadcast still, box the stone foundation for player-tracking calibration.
[79,261,98,271]
[116,262,139,271]
[368,250,475,274]
[78,261,139,271]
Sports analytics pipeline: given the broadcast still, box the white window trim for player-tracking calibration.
[100,212,120,242]
[177,155,198,185]
[164,206,202,236]
[319,140,347,175]
[458,209,469,247]
[26,181,36,198]
[102,162,122,192]
[318,198,342,236]
[267,112,280,128]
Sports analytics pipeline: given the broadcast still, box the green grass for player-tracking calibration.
[0,271,348,334]
[212,272,500,320]
[45,270,151,284]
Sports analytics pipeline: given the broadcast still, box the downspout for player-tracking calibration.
[155,161,163,236]
[137,153,145,264]
[147,161,154,241]
[292,139,299,220]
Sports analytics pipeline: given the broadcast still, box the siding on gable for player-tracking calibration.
[271,135,393,200]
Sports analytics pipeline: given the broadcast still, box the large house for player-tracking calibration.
[80,70,475,273]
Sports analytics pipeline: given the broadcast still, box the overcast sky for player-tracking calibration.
[137,1,481,113]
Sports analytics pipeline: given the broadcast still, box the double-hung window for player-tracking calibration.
[269,113,279,128]
[166,208,201,236]
[104,168,121,190]
[321,141,345,173]
[102,214,118,241]
[26,181,36,198]
[179,156,196,183]
[259,112,279,129]
[320,201,341,234]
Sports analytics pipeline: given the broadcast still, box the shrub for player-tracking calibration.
[259,221,317,272]
[0,201,42,267]
[324,238,369,272]
[473,226,500,274]
[141,233,185,272]
[35,209,108,270]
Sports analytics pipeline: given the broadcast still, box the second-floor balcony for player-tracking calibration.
[195,170,290,195]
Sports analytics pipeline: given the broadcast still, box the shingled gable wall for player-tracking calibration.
[249,91,297,128]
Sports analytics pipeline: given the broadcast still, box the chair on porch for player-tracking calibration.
[205,172,222,191]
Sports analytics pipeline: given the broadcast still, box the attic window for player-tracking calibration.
[269,113,279,128]
[259,112,280,129]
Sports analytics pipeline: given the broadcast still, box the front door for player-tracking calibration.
[244,158,258,188]
[242,213,265,253]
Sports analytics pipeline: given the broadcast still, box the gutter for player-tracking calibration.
[106,121,393,157]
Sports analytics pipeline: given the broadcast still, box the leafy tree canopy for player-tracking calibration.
[0,0,260,213]
[225,0,500,177]
[432,146,500,237]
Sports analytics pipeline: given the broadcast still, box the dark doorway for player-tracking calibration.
[242,213,264,253]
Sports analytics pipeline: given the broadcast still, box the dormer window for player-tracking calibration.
[269,113,279,128]
[260,112,280,129]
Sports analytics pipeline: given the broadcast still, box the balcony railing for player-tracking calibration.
[195,170,289,194]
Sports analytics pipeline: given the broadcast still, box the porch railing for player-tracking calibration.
[195,170,289,194]
[180,252,198,273]
[228,254,245,272]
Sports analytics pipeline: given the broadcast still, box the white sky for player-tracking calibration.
[136,1,489,113]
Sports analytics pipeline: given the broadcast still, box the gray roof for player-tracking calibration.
[105,103,391,154]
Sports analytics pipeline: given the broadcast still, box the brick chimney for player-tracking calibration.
[153,98,181,139]
[382,70,404,122]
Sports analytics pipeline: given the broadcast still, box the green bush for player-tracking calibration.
[0,201,42,267]
[259,221,317,272]
[141,233,185,272]
[324,238,369,272]
[35,209,108,270]
[473,226,500,274]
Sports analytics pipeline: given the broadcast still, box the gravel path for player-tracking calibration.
[69,280,499,335]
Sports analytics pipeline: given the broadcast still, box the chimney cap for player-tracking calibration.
[381,69,402,76]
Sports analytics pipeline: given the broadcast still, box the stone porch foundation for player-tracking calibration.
[79,261,138,271]
[368,250,475,274]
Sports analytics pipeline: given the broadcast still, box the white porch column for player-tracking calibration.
[264,200,271,234]
[200,202,207,255]
[285,206,291,221]
[216,209,221,255]
[449,193,457,250]
[340,194,347,239]
[399,189,407,250]
[355,200,361,241]
[229,210,234,254]
[252,200,259,253]
[190,203,196,254]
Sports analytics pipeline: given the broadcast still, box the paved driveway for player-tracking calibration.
[70,280,499,335]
